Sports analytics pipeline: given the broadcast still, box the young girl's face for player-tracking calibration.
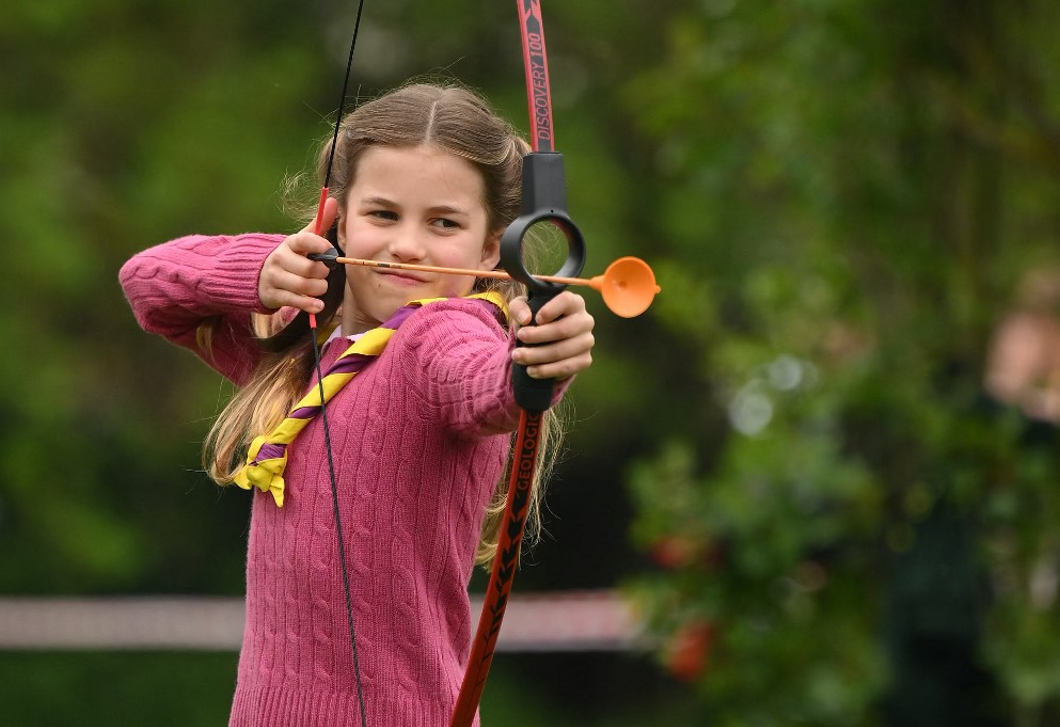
[337,144,501,335]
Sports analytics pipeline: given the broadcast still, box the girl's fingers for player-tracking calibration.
[518,349,594,381]
[259,199,340,310]
[286,230,335,262]
[508,297,532,332]
[268,268,329,299]
[259,269,327,313]
[514,331,595,365]
[508,291,595,379]
[512,330,595,381]
[509,291,587,333]
[516,310,595,346]
[278,235,333,278]
[272,291,326,314]
[259,243,332,310]
[533,290,587,325]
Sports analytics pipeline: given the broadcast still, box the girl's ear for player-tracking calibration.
[481,229,502,271]
[333,210,346,252]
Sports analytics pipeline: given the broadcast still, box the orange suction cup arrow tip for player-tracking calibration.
[592,256,661,318]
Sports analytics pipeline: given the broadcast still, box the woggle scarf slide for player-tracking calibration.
[249,2,661,726]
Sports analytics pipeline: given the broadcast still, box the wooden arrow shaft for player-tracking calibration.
[333,256,594,289]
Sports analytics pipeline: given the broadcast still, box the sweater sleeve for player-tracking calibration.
[118,233,285,384]
[396,298,572,437]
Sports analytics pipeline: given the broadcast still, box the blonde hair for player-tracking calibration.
[202,82,566,567]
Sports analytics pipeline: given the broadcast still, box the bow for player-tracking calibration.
[449,3,582,724]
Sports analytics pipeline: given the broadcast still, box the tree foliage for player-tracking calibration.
[622,1,1060,724]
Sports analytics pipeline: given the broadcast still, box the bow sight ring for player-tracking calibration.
[500,151,586,300]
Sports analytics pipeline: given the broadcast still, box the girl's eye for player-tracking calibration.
[370,209,398,221]
[431,218,460,230]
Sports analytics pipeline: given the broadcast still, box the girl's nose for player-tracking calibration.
[387,227,426,261]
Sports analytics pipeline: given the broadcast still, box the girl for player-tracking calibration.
[120,82,595,726]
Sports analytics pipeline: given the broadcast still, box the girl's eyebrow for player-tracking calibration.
[359,196,398,208]
[359,196,469,216]
[429,204,470,217]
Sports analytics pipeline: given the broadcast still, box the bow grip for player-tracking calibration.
[501,152,586,412]
[509,290,561,411]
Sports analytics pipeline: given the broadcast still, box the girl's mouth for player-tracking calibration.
[377,270,428,286]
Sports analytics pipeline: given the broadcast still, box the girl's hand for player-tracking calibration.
[258,197,339,313]
[510,291,595,381]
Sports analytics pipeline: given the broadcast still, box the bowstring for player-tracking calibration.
[324,2,366,190]
[311,1,369,725]
[312,332,367,726]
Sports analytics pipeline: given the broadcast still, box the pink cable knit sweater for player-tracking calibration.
[120,233,564,726]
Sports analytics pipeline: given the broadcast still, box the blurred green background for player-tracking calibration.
[5,0,1060,724]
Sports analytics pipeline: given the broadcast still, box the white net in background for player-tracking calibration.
[0,590,641,652]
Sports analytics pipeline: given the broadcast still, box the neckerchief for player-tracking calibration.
[234,292,508,505]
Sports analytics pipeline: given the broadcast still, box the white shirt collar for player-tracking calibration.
[324,325,365,346]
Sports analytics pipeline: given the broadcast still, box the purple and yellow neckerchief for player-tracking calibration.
[234,292,508,505]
